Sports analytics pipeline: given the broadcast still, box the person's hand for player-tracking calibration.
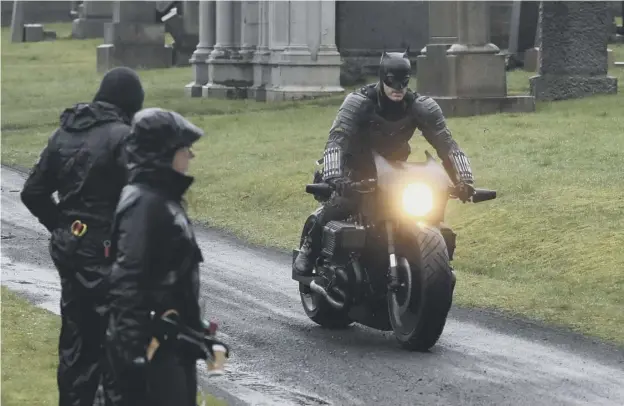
[330,177,353,196]
[456,182,475,203]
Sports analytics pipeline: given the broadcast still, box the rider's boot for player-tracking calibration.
[294,219,323,277]
[450,268,457,291]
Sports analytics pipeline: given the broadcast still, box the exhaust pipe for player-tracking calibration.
[310,280,345,310]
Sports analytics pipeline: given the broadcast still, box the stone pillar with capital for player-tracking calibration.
[265,0,343,102]
[186,0,216,97]
[203,0,254,99]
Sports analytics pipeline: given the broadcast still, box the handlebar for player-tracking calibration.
[305,181,497,203]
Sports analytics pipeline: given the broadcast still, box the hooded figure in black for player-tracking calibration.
[104,108,224,406]
[20,66,144,406]
[293,50,475,276]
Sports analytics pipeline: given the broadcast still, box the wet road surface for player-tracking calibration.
[2,166,623,406]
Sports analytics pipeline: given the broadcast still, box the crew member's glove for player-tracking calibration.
[455,181,475,203]
[202,319,230,355]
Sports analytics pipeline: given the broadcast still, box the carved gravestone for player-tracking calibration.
[2,0,73,27]
[10,1,58,42]
[489,1,514,50]
[335,1,429,85]
[529,1,618,101]
[161,1,200,66]
[96,1,173,72]
[71,0,112,39]
[507,0,539,67]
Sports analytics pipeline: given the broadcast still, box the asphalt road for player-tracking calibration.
[2,166,623,406]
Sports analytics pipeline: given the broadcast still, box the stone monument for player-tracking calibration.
[417,1,535,117]
[188,0,343,102]
[529,1,618,101]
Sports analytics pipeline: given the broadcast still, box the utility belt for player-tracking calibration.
[148,309,230,376]
[57,218,113,261]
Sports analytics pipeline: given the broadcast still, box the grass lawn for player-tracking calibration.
[0,286,226,406]
[2,23,624,348]
[1,287,60,406]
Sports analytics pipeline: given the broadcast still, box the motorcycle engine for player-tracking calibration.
[321,221,367,263]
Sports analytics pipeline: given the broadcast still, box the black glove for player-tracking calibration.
[328,177,353,196]
[456,181,475,203]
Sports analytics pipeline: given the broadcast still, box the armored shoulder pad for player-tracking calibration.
[330,92,374,134]
[412,95,446,130]
[340,91,373,113]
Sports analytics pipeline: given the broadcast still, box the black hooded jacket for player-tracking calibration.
[105,108,205,371]
[21,101,131,233]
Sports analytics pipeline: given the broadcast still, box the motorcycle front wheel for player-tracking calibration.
[388,224,454,351]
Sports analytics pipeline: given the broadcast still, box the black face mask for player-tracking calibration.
[379,50,411,90]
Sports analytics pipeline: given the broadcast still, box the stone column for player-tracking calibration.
[266,0,343,102]
[250,1,271,101]
[10,0,25,43]
[317,0,341,59]
[96,1,173,73]
[210,0,237,58]
[72,0,112,39]
[186,0,216,97]
[240,1,259,60]
[282,0,311,58]
[530,1,617,101]
[203,0,253,99]
[237,0,259,95]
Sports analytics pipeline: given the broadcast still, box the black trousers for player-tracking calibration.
[108,348,198,406]
[50,228,115,406]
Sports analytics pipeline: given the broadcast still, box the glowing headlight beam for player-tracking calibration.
[402,183,434,217]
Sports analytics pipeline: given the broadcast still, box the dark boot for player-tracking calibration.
[293,218,323,276]
[294,237,316,276]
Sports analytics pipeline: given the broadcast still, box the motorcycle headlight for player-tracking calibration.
[402,182,434,217]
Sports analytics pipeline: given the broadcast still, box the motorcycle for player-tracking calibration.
[291,150,497,351]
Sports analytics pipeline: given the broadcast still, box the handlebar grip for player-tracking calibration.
[472,188,497,203]
[305,183,333,198]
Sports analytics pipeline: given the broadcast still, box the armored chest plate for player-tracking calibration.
[365,112,416,155]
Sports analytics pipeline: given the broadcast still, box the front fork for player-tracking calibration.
[386,220,401,291]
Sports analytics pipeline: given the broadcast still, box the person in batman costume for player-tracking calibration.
[20,66,145,406]
[293,50,475,276]
[104,108,229,406]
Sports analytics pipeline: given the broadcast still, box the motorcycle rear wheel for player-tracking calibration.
[299,289,353,329]
[298,214,353,329]
[388,224,454,351]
